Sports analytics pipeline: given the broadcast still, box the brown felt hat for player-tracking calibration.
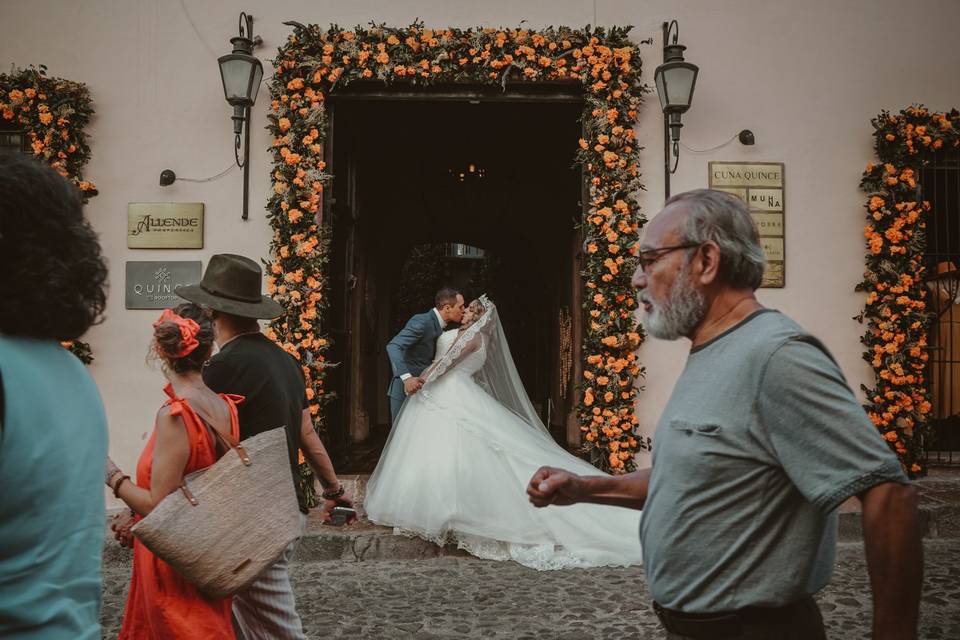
[177,254,284,319]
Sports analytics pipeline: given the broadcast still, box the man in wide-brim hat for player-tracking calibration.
[181,253,354,639]
[177,253,285,319]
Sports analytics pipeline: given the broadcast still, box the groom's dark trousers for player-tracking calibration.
[386,309,444,424]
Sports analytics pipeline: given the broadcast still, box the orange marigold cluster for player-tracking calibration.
[269,22,648,476]
[858,106,959,478]
[1,66,98,364]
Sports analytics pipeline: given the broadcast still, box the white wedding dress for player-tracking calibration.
[364,296,643,570]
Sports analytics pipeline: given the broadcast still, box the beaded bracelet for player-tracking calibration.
[322,484,345,500]
[112,474,131,498]
[106,468,124,487]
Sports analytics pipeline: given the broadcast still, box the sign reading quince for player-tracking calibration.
[709,162,785,288]
[125,261,202,310]
[127,203,204,249]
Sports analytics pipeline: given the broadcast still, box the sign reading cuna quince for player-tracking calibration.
[708,162,786,288]
[127,203,204,249]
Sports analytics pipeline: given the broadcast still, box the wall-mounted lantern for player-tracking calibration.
[654,20,699,199]
[217,12,263,220]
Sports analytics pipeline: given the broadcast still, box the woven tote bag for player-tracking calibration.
[132,426,302,598]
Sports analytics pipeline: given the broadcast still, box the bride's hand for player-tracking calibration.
[527,466,583,508]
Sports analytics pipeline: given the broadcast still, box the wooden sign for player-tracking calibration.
[127,203,204,249]
[709,162,785,288]
[125,261,202,310]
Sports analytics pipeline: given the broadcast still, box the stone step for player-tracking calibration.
[102,471,960,566]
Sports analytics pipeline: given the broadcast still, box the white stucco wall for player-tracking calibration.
[3,0,960,489]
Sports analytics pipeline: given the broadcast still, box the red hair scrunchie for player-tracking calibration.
[153,308,201,358]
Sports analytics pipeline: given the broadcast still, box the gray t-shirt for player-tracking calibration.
[639,309,907,613]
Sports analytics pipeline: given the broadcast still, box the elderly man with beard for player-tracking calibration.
[527,189,922,640]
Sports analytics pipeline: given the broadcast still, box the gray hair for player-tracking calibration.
[666,189,767,290]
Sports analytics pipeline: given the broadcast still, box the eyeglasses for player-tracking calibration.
[637,243,701,272]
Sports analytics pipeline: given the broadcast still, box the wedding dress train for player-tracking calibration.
[364,296,643,570]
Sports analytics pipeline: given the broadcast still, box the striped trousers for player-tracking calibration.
[232,515,307,640]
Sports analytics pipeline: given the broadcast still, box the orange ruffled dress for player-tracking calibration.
[118,384,243,640]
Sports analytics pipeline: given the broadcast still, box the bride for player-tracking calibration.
[364,295,643,570]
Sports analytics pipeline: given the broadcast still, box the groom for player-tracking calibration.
[386,287,465,424]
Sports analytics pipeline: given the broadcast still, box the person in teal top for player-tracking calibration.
[0,152,109,639]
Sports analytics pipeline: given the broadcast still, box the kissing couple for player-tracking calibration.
[365,288,643,570]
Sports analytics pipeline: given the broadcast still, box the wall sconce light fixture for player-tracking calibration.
[654,20,699,199]
[217,12,263,220]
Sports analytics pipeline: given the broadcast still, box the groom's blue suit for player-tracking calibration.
[386,309,444,424]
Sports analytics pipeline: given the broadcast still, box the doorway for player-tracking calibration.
[324,89,585,471]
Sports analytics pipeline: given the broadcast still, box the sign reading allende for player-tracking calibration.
[126,261,202,310]
[708,162,785,288]
[127,203,204,249]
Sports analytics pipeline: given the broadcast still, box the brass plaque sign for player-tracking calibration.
[127,203,204,249]
[125,261,202,310]
[709,162,785,288]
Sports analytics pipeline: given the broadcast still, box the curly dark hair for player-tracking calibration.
[0,152,107,339]
[151,303,215,373]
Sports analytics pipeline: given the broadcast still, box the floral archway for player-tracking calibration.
[0,66,98,364]
[264,22,648,498]
[858,106,959,477]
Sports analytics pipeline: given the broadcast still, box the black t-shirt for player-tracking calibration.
[202,333,308,512]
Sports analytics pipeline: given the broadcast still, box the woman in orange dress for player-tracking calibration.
[105,303,243,639]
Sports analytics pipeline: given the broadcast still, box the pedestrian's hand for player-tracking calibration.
[322,492,358,524]
[110,510,136,548]
[527,466,582,508]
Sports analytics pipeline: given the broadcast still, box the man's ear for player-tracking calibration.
[697,242,722,285]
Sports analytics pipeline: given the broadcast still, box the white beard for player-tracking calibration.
[641,263,707,341]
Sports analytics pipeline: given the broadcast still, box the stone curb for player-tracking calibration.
[103,503,959,567]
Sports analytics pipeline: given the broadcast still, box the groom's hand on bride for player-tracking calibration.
[403,377,424,395]
[527,467,583,508]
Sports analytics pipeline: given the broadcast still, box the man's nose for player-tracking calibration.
[631,264,647,289]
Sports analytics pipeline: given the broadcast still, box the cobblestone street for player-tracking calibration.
[101,539,960,639]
